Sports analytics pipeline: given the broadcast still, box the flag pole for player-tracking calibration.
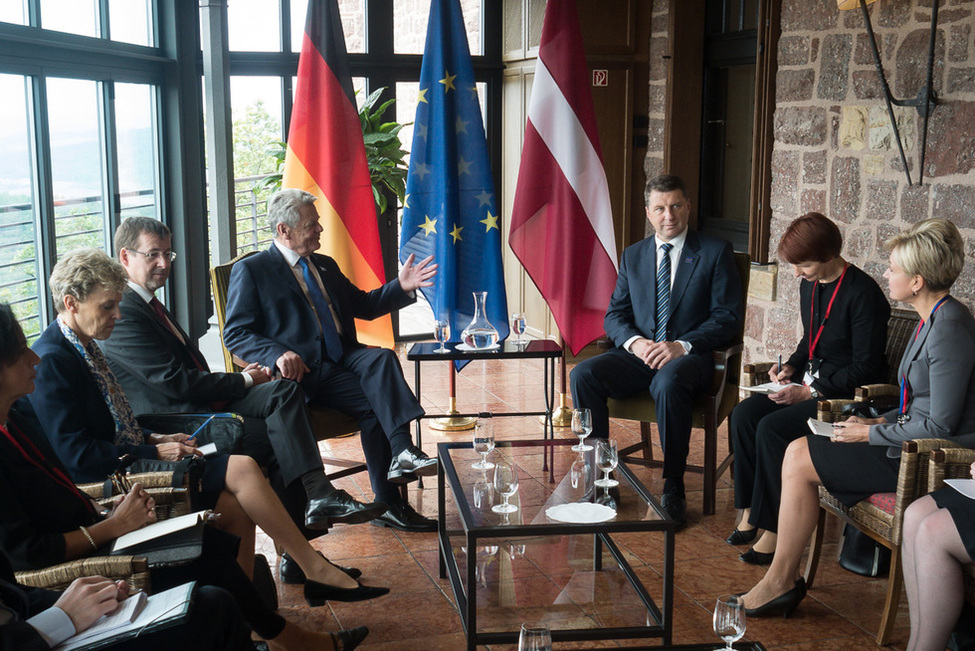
[430,361,477,431]
[542,333,572,427]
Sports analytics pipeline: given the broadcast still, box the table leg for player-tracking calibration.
[594,533,603,572]
[467,531,478,651]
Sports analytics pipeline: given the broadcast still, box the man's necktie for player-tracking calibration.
[298,257,344,362]
[150,297,228,409]
[654,242,673,342]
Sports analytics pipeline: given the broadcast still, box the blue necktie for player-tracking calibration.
[654,242,673,342]
[298,257,343,362]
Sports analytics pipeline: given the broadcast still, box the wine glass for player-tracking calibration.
[472,420,495,470]
[713,595,746,650]
[511,312,527,346]
[570,452,587,490]
[491,463,519,514]
[433,319,450,353]
[472,478,492,509]
[570,408,593,452]
[594,439,619,487]
[518,623,552,651]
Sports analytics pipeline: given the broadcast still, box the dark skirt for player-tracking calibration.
[807,436,901,507]
[196,453,230,510]
[931,486,975,562]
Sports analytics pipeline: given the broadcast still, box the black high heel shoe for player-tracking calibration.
[739,546,774,565]
[304,580,389,605]
[744,578,807,619]
[331,625,369,650]
[726,527,758,545]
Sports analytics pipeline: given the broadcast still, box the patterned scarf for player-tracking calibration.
[57,316,144,446]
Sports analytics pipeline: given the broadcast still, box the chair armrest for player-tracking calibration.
[889,438,956,542]
[929,445,975,492]
[741,361,774,387]
[706,342,743,398]
[816,399,854,423]
[855,384,899,400]
[16,556,151,592]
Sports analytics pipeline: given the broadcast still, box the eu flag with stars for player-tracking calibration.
[399,0,509,358]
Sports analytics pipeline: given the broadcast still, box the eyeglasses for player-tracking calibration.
[127,249,177,262]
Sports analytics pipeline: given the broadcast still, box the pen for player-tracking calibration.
[777,355,782,379]
[187,415,216,441]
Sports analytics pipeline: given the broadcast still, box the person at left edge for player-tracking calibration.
[223,189,439,533]
[98,217,386,547]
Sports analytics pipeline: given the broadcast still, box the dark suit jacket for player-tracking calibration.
[0,550,60,651]
[223,244,414,371]
[872,297,975,456]
[28,322,157,483]
[603,231,742,354]
[99,289,247,415]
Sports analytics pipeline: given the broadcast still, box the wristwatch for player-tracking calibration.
[808,386,820,399]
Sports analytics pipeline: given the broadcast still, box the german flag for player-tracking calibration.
[283,0,392,347]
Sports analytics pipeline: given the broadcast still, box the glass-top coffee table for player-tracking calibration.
[437,439,676,650]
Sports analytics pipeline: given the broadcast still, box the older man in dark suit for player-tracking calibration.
[222,189,439,532]
[99,218,387,553]
[570,174,742,529]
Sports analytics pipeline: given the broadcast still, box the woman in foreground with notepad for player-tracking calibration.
[0,298,369,649]
[900,461,975,650]
[726,212,889,565]
[735,219,975,619]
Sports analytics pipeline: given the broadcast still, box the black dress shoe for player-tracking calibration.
[304,490,388,529]
[304,579,389,605]
[252,554,278,610]
[660,492,687,531]
[387,446,438,483]
[332,625,369,650]
[739,547,775,565]
[370,500,437,532]
[279,551,362,584]
[744,578,806,618]
[726,527,758,545]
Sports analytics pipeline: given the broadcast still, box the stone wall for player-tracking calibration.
[645,0,669,185]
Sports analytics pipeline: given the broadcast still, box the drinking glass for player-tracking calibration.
[594,439,619,487]
[492,463,519,514]
[472,420,495,470]
[713,595,746,650]
[511,312,527,345]
[433,319,450,353]
[570,452,587,490]
[570,408,593,452]
[518,623,552,651]
[472,479,492,509]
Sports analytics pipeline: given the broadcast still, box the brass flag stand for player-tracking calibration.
[429,361,477,431]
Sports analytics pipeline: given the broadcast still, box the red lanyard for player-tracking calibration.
[0,419,97,516]
[899,295,950,419]
[807,264,849,360]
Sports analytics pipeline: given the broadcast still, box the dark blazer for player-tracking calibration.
[603,231,742,354]
[0,550,60,651]
[223,244,414,370]
[28,322,157,482]
[872,297,975,455]
[99,289,247,415]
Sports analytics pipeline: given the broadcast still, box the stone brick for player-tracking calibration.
[651,11,669,35]
[876,222,902,258]
[777,69,815,102]
[774,106,828,146]
[877,0,912,28]
[830,157,861,224]
[932,184,975,229]
[649,36,669,82]
[811,37,820,62]
[947,67,975,93]
[853,70,884,99]
[764,305,802,357]
[949,23,971,61]
[895,29,946,98]
[924,101,975,178]
[804,151,827,184]
[744,303,765,343]
[900,184,930,223]
[938,8,973,25]
[644,155,664,181]
[818,34,852,101]
[866,180,898,221]
[778,36,810,65]
[647,117,665,152]
[845,225,874,260]
[801,189,827,214]
[855,32,883,65]
[885,34,898,63]
[781,0,837,32]
[770,150,801,216]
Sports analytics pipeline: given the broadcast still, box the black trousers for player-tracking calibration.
[730,395,817,532]
[303,346,425,504]
[570,348,711,480]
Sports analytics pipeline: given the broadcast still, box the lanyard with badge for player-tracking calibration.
[803,264,849,387]
[897,295,950,424]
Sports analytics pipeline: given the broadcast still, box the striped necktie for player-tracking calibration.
[298,257,344,362]
[654,242,673,342]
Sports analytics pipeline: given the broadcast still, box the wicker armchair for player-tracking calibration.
[803,438,957,645]
[928,446,975,611]
[16,556,151,593]
[741,308,920,423]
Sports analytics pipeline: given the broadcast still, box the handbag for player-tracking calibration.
[838,523,891,577]
[108,511,211,568]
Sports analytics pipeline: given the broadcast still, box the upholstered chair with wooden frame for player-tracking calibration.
[803,438,958,645]
[928,446,975,611]
[210,251,367,482]
[606,251,750,516]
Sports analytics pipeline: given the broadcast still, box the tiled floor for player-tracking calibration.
[254,343,911,650]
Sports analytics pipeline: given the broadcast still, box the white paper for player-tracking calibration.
[111,510,206,553]
[60,592,147,647]
[741,381,791,394]
[545,502,617,524]
[197,442,218,456]
[807,418,835,437]
[945,478,975,500]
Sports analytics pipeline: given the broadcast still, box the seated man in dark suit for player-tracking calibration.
[99,218,386,554]
[222,189,439,532]
[0,551,252,650]
[570,174,742,530]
